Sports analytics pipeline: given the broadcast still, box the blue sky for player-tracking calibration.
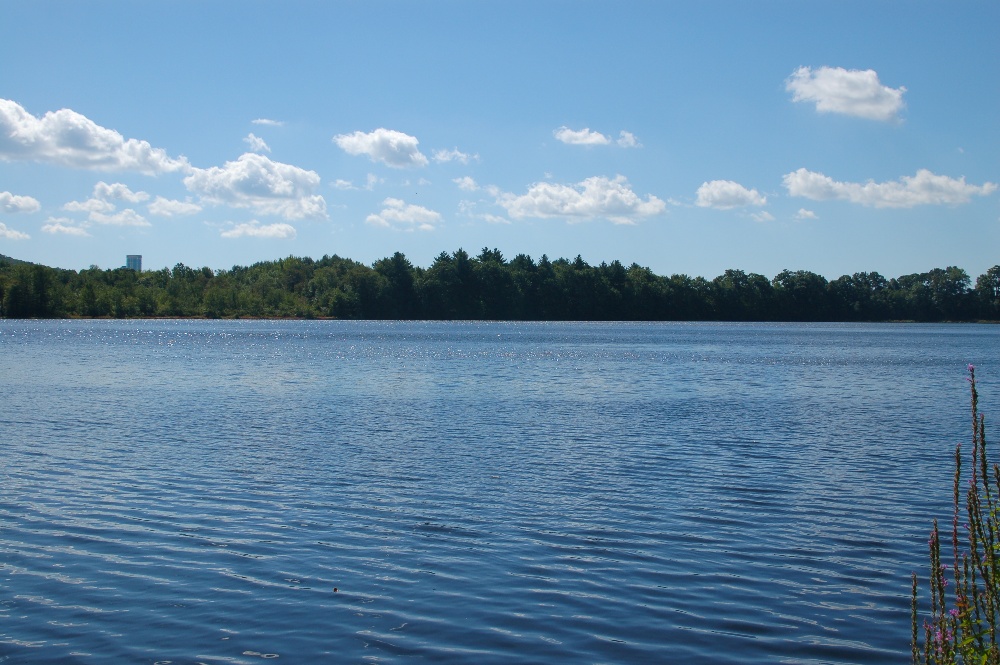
[1,1,997,281]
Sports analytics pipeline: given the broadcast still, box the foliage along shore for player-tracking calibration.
[1,249,998,322]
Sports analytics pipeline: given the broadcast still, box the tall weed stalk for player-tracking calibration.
[913,365,999,664]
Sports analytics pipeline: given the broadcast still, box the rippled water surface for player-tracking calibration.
[2,320,999,663]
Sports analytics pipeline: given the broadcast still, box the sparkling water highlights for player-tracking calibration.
[2,320,999,663]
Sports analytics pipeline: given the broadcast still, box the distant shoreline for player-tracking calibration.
[3,251,999,323]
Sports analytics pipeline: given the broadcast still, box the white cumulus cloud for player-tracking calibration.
[184,153,327,220]
[783,168,998,208]
[0,222,30,239]
[252,118,284,127]
[0,98,188,174]
[244,133,270,153]
[93,181,149,202]
[220,220,296,239]
[63,182,151,219]
[333,128,428,168]
[365,198,441,231]
[553,126,611,146]
[696,180,767,209]
[0,191,41,213]
[63,197,114,214]
[796,208,818,220]
[751,211,775,222]
[786,66,906,121]
[42,218,89,236]
[499,175,665,225]
[148,196,202,217]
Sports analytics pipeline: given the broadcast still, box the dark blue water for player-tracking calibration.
[2,321,999,663]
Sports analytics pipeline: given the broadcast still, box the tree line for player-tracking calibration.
[1,249,998,322]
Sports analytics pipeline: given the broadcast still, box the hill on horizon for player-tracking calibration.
[0,253,33,266]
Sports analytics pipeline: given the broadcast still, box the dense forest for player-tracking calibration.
[1,249,998,322]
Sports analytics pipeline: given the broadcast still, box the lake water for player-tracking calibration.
[2,320,999,664]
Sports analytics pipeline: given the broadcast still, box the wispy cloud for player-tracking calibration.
[148,196,202,217]
[63,197,114,214]
[243,133,271,153]
[433,148,479,164]
[89,209,151,227]
[41,218,89,236]
[453,176,479,191]
[616,131,641,148]
[553,126,641,148]
[220,220,296,239]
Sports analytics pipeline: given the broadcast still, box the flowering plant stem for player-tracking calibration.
[913,365,999,664]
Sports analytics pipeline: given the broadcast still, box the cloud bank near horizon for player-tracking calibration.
[783,168,997,208]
